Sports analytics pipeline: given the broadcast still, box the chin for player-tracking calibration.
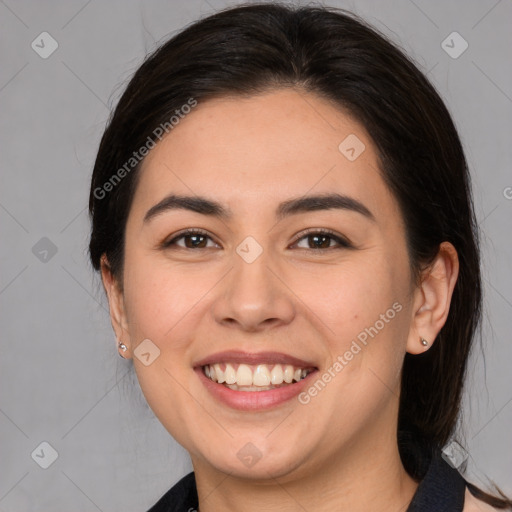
[194,438,312,482]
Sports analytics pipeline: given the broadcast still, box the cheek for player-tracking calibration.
[122,252,211,344]
[123,257,208,444]
[287,257,405,345]
[297,255,409,401]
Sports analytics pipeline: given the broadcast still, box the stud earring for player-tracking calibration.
[118,341,127,356]
[420,337,429,347]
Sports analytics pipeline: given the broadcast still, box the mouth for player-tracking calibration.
[194,351,318,410]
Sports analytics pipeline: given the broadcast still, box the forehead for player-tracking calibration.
[129,88,398,224]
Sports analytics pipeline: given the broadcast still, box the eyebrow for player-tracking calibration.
[143,192,375,224]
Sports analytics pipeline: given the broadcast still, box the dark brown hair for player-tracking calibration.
[88,3,511,507]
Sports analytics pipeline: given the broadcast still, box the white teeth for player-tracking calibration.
[224,363,236,385]
[214,363,225,383]
[284,365,294,383]
[204,362,312,389]
[253,365,271,386]
[270,365,284,385]
[236,364,253,386]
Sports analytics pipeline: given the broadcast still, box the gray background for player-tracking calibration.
[0,0,511,510]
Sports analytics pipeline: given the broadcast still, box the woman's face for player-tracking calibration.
[109,88,421,480]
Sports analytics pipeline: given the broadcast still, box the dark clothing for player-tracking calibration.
[406,450,466,511]
[147,450,466,512]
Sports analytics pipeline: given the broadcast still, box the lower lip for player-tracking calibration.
[195,367,317,411]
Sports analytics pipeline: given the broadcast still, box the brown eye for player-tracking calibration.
[162,229,218,249]
[292,229,352,251]
[181,233,209,248]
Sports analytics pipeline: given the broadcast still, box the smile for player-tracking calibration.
[194,351,318,410]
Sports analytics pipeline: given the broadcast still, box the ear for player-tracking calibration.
[100,254,132,358]
[406,242,459,355]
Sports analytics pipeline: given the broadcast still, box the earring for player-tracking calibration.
[118,341,127,356]
[420,337,429,347]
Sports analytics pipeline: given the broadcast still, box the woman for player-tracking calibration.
[88,3,511,511]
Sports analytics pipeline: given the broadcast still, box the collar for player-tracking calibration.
[406,449,466,511]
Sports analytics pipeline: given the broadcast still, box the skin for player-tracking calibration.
[101,88,462,511]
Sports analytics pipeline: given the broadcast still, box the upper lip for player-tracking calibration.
[194,350,318,369]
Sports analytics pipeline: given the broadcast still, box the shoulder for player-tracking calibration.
[463,487,502,512]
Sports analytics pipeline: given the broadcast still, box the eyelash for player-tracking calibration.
[161,227,353,253]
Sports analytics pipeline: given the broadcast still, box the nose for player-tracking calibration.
[211,245,296,333]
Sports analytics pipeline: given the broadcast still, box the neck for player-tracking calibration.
[192,419,419,512]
